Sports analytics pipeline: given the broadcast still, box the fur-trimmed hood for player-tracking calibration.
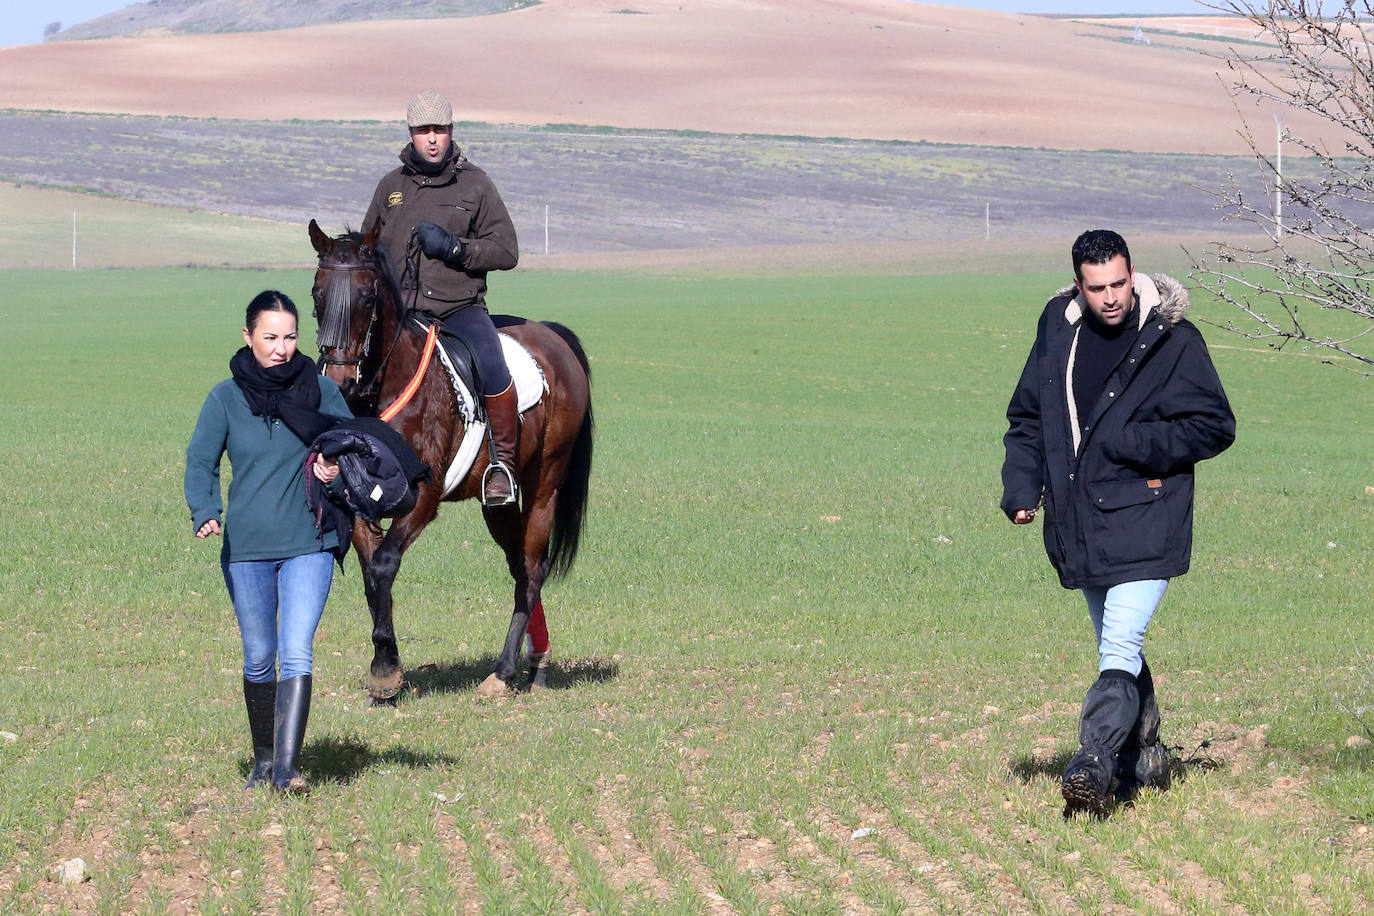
[1057,272,1189,328]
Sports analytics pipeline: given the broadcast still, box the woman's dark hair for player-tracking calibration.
[245,290,299,331]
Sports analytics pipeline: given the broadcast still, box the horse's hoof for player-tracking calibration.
[368,669,405,702]
[475,673,513,698]
[528,651,551,693]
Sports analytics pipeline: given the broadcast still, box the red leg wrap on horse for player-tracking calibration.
[522,598,549,656]
[527,599,550,654]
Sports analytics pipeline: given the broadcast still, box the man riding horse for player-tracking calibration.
[362,89,521,506]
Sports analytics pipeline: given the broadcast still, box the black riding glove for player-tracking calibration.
[416,221,467,265]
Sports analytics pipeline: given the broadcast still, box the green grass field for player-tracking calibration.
[1,259,1372,913]
[0,185,309,270]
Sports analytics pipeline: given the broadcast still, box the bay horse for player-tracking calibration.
[307,220,593,700]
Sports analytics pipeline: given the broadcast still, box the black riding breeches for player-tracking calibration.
[439,306,512,396]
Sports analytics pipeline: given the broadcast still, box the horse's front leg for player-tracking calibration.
[362,533,405,704]
[356,485,441,704]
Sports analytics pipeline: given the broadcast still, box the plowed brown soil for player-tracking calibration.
[0,0,1341,155]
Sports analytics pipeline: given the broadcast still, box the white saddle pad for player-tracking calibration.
[418,321,547,497]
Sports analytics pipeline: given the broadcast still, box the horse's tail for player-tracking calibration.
[544,321,593,579]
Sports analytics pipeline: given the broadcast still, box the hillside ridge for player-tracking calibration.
[53,0,537,41]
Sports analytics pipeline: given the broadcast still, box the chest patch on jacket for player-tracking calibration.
[387,191,404,207]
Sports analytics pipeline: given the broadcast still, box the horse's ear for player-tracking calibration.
[362,221,381,249]
[308,219,331,255]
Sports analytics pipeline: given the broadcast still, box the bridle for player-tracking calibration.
[315,263,379,383]
[314,232,423,402]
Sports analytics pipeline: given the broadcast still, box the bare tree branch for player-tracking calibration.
[1193,0,1374,375]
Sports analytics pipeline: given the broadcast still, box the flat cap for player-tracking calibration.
[406,90,452,128]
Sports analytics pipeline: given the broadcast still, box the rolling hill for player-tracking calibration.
[51,0,538,41]
[0,0,1329,155]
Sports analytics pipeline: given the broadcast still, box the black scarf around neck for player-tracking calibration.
[407,144,456,177]
[229,348,336,446]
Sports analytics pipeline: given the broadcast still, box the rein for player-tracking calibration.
[379,323,439,422]
[357,234,425,399]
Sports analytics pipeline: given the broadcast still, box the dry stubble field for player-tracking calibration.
[0,0,1345,155]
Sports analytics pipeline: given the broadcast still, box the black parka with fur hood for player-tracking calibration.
[1001,273,1236,589]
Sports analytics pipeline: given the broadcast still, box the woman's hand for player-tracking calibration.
[313,454,340,484]
[196,518,222,538]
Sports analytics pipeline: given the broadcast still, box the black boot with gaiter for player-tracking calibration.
[1063,669,1140,818]
[1114,661,1172,797]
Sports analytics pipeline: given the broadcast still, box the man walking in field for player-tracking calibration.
[1001,229,1235,817]
[363,90,522,506]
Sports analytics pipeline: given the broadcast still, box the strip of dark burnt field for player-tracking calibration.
[0,110,1286,253]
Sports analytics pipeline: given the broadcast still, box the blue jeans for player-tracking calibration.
[1082,579,1169,676]
[222,551,335,682]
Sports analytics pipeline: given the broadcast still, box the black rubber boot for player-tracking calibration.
[1063,670,1139,818]
[1115,661,1172,796]
[271,675,312,794]
[243,678,276,789]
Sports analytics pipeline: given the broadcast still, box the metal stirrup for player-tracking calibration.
[481,461,518,507]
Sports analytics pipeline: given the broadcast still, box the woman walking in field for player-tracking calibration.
[184,290,352,793]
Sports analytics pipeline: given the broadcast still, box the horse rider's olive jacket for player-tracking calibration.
[363,145,519,316]
[1000,273,1235,590]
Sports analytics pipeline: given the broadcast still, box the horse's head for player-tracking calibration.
[309,219,387,405]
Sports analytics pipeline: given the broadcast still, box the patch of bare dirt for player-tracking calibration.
[579,776,676,905]
[430,810,484,913]
[505,807,584,907]
[2,782,235,915]
[637,807,736,916]
[806,804,953,914]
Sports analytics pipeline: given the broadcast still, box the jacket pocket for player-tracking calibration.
[445,199,478,234]
[1091,477,1165,511]
[1085,475,1186,568]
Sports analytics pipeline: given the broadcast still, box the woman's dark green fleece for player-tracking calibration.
[185,376,353,562]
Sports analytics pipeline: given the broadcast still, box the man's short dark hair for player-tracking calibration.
[1072,229,1131,279]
